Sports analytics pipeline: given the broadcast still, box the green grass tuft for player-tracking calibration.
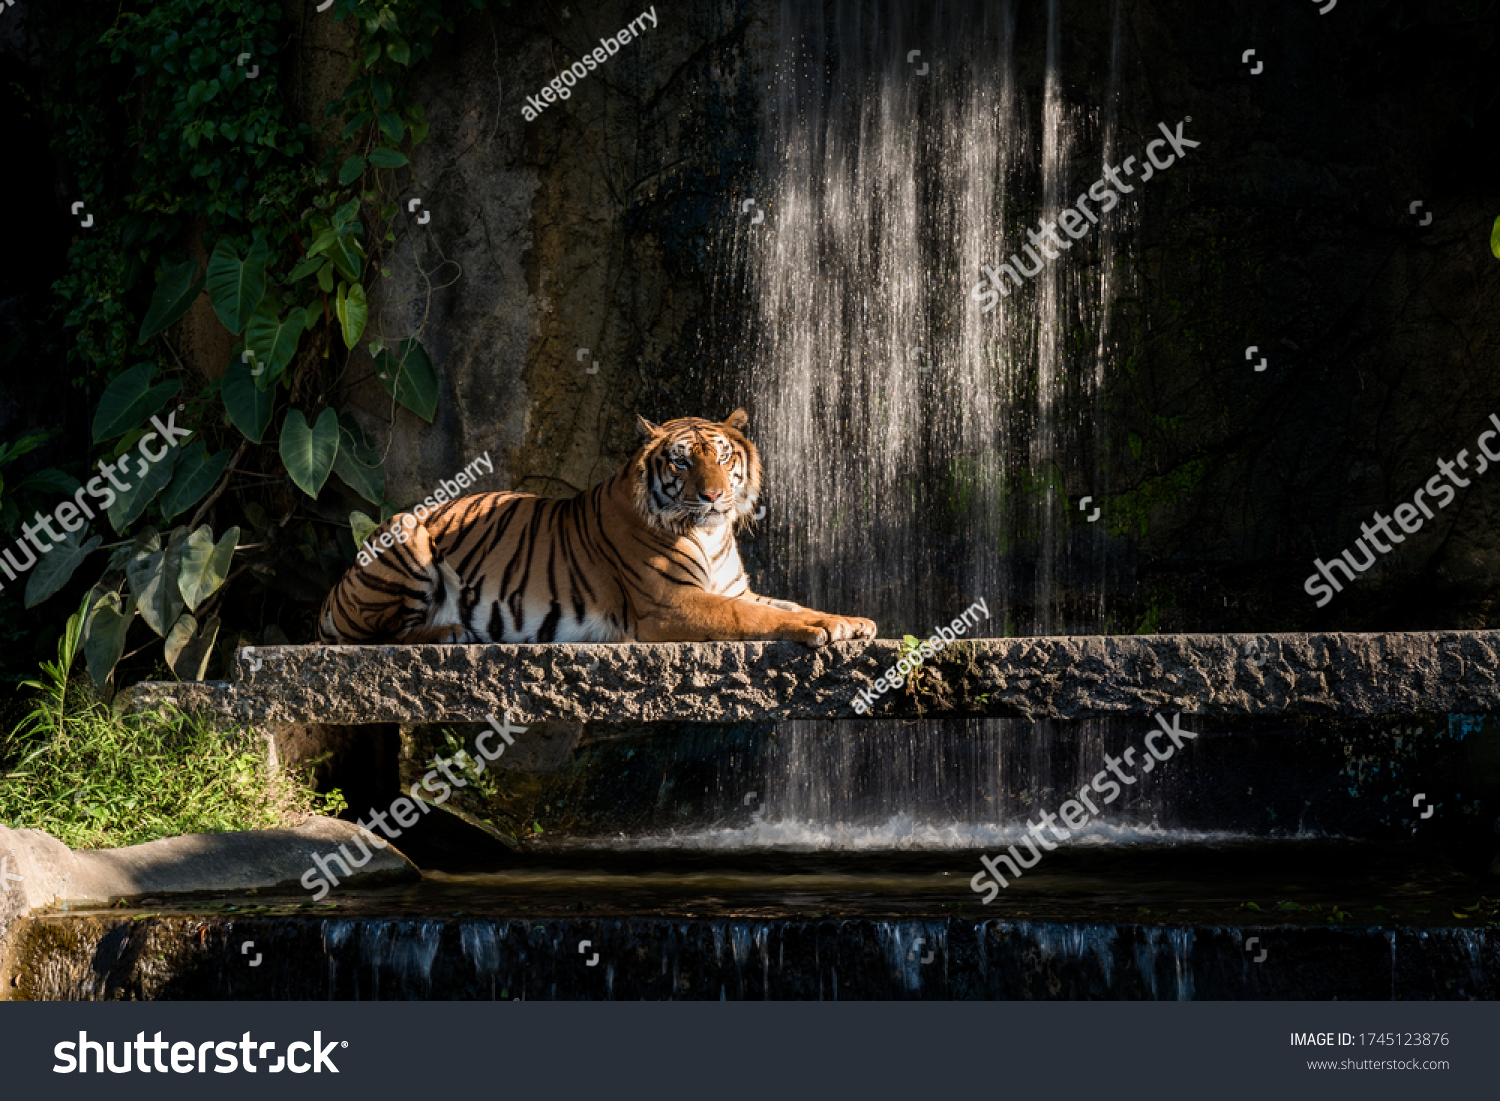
[0,607,344,850]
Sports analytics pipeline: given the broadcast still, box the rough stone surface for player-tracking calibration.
[126,631,1500,725]
[0,819,418,997]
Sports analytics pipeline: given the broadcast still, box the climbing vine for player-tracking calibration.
[1,0,493,695]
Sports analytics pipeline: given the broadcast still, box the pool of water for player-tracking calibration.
[58,838,1493,927]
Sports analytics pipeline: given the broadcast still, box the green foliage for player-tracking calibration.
[2,651,343,849]
[1492,214,1500,259]
[126,526,189,637]
[25,530,104,609]
[138,258,207,341]
[221,351,275,443]
[159,441,232,521]
[2,0,489,697]
[178,525,238,611]
[163,612,220,681]
[374,337,440,422]
[1132,600,1162,635]
[1104,457,1209,541]
[429,728,503,803]
[280,409,341,498]
[349,510,378,548]
[206,237,270,335]
[105,443,182,533]
[90,363,180,444]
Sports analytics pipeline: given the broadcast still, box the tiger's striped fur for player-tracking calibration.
[317,409,877,647]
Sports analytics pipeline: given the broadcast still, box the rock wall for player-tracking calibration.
[346,0,1500,632]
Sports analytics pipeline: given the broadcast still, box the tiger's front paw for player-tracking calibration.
[795,613,877,647]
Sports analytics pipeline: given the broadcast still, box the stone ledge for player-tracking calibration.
[0,818,418,998]
[123,631,1500,725]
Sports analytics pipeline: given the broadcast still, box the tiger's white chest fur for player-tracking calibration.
[692,522,752,597]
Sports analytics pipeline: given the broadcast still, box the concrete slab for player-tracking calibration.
[124,631,1500,725]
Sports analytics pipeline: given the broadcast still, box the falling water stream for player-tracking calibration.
[742,0,1130,634]
[706,0,1150,847]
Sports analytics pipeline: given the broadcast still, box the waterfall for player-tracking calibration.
[718,0,1139,843]
[740,0,1129,636]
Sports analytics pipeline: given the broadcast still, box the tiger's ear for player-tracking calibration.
[635,413,664,441]
[722,408,749,431]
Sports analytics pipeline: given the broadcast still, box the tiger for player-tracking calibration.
[317,408,878,648]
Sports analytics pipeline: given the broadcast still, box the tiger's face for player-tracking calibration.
[632,408,761,533]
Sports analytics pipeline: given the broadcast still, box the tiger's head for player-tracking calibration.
[630,408,762,534]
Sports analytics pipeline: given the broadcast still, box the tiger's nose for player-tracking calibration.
[699,489,724,503]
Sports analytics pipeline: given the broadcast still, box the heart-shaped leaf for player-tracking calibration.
[350,510,377,549]
[222,346,276,443]
[1492,214,1500,260]
[91,363,181,444]
[137,259,207,343]
[332,418,384,504]
[178,524,239,611]
[81,586,135,691]
[23,527,103,608]
[373,337,438,422]
[17,467,82,495]
[336,281,367,349]
[105,443,181,533]
[165,612,221,681]
[245,302,307,390]
[138,258,207,341]
[205,237,268,334]
[125,525,188,637]
[306,226,365,283]
[288,255,324,282]
[159,441,231,521]
[327,233,364,283]
[279,408,340,498]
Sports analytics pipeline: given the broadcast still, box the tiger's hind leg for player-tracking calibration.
[317,514,478,645]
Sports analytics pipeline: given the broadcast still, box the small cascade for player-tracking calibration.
[15,909,1495,1000]
[549,715,1232,850]
[1133,925,1196,1001]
